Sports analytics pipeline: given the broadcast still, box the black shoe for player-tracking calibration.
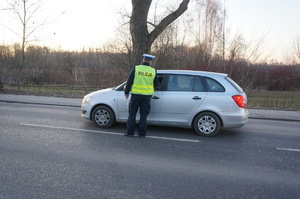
[124,132,134,137]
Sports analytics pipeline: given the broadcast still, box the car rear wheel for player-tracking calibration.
[193,112,220,137]
[92,105,115,128]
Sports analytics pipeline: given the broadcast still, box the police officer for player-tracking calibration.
[124,54,159,138]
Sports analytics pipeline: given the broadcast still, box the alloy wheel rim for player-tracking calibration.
[198,116,216,134]
[95,109,110,126]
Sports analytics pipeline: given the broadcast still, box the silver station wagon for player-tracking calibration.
[81,70,248,136]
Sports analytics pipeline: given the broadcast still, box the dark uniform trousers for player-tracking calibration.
[127,94,151,136]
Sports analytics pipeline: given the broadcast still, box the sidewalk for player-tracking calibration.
[1,94,300,122]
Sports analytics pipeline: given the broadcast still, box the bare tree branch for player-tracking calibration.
[130,0,190,64]
[148,0,190,44]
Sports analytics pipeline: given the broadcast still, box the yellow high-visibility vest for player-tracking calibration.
[131,65,155,95]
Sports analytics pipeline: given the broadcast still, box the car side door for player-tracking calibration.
[116,76,163,124]
[158,74,207,126]
[146,75,164,123]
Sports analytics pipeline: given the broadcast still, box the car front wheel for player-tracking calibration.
[92,105,115,128]
[193,112,221,137]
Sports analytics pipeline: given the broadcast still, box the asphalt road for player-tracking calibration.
[1,102,300,199]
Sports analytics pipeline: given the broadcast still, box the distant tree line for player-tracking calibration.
[0,44,299,91]
[1,0,299,92]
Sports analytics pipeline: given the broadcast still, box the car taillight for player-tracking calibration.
[232,95,247,108]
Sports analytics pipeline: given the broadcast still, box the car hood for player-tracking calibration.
[84,87,120,107]
[85,87,113,98]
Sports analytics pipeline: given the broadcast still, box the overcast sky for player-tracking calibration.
[1,0,299,63]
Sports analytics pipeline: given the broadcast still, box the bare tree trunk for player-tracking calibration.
[18,7,26,90]
[294,35,300,61]
[130,0,154,65]
[15,0,28,90]
[0,79,3,91]
[130,0,190,65]
[222,0,226,72]
[6,0,49,89]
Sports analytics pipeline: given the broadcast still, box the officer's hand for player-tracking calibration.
[125,95,129,99]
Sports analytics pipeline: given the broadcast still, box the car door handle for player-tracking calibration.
[151,96,160,99]
[192,96,202,100]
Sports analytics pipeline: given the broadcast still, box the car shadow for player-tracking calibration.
[84,120,242,139]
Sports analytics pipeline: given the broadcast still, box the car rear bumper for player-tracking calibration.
[221,109,249,128]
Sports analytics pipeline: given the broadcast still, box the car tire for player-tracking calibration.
[92,105,115,128]
[193,112,221,137]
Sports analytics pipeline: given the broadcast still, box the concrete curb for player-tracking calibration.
[0,100,80,108]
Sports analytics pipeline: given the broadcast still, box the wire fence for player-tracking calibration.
[2,84,300,110]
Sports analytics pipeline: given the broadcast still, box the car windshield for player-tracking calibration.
[113,82,126,91]
[113,74,164,92]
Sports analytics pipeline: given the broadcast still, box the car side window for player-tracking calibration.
[204,77,225,92]
[165,75,195,91]
[155,75,164,91]
[194,77,205,92]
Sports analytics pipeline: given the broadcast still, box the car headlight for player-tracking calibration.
[82,96,91,104]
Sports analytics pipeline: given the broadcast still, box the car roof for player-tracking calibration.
[157,70,228,78]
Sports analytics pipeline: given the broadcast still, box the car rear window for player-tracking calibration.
[225,77,244,92]
[204,77,225,92]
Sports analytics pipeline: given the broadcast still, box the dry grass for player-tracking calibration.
[2,85,300,110]
[246,90,300,110]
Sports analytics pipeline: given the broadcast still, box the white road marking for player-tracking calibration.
[147,136,200,143]
[20,123,200,143]
[21,123,121,136]
[277,148,300,152]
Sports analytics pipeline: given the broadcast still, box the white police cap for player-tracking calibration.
[143,54,155,60]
